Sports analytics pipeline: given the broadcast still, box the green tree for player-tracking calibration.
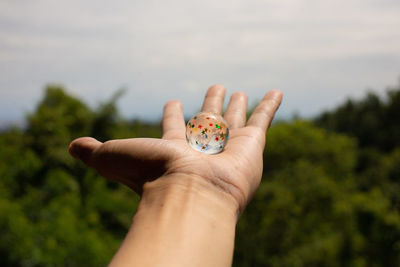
[316,81,400,152]
[234,121,400,267]
[0,85,145,266]
[1,83,400,266]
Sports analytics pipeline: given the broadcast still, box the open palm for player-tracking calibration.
[69,85,282,212]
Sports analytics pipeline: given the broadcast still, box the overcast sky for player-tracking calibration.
[1,0,399,124]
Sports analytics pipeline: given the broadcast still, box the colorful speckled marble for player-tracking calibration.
[186,112,229,154]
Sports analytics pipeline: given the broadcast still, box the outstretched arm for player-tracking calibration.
[69,85,283,266]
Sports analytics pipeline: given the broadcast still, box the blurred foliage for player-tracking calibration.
[235,122,400,267]
[0,83,399,266]
[316,82,400,152]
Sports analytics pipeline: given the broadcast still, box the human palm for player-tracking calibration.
[69,85,282,212]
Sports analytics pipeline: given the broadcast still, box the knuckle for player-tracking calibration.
[163,113,178,121]
[255,105,270,114]
[227,107,245,116]
[100,140,116,152]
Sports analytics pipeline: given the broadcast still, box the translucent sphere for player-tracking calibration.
[185,112,229,154]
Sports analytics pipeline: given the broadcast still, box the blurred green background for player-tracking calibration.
[1,82,400,267]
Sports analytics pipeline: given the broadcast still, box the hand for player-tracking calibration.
[69,85,282,214]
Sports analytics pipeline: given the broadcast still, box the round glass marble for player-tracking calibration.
[186,112,229,154]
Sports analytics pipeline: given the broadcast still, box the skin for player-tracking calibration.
[69,85,283,266]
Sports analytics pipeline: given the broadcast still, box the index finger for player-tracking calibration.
[162,100,186,140]
[246,89,283,132]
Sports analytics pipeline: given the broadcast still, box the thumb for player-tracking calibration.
[68,137,102,166]
[68,137,173,193]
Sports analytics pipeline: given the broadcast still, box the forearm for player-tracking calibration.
[109,174,239,267]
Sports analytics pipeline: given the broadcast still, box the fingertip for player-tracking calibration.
[208,84,226,92]
[164,100,183,111]
[68,137,102,164]
[232,91,248,101]
[201,84,227,114]
[225,91,248,129]
[162,99,186,140]
[206,84,226,99]
[246,89,283,131]
[265,89,283,99]
[265,89,283,109]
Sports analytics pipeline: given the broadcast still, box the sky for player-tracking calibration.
[1,0,400,125]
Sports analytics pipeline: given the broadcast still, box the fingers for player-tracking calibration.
[201,84,226,114]
[69,137,102,166]
[162,100,186,140]
[69,137,171,168]
[247,89,283,132]
[69,137,172,193]
[224,92,248,129]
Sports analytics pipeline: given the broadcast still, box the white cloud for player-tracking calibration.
[0,0,399,122]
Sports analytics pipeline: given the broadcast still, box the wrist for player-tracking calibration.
[118,173,238,266]
[140,173,240,222]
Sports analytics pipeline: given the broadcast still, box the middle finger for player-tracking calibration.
[201,84,226,115]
